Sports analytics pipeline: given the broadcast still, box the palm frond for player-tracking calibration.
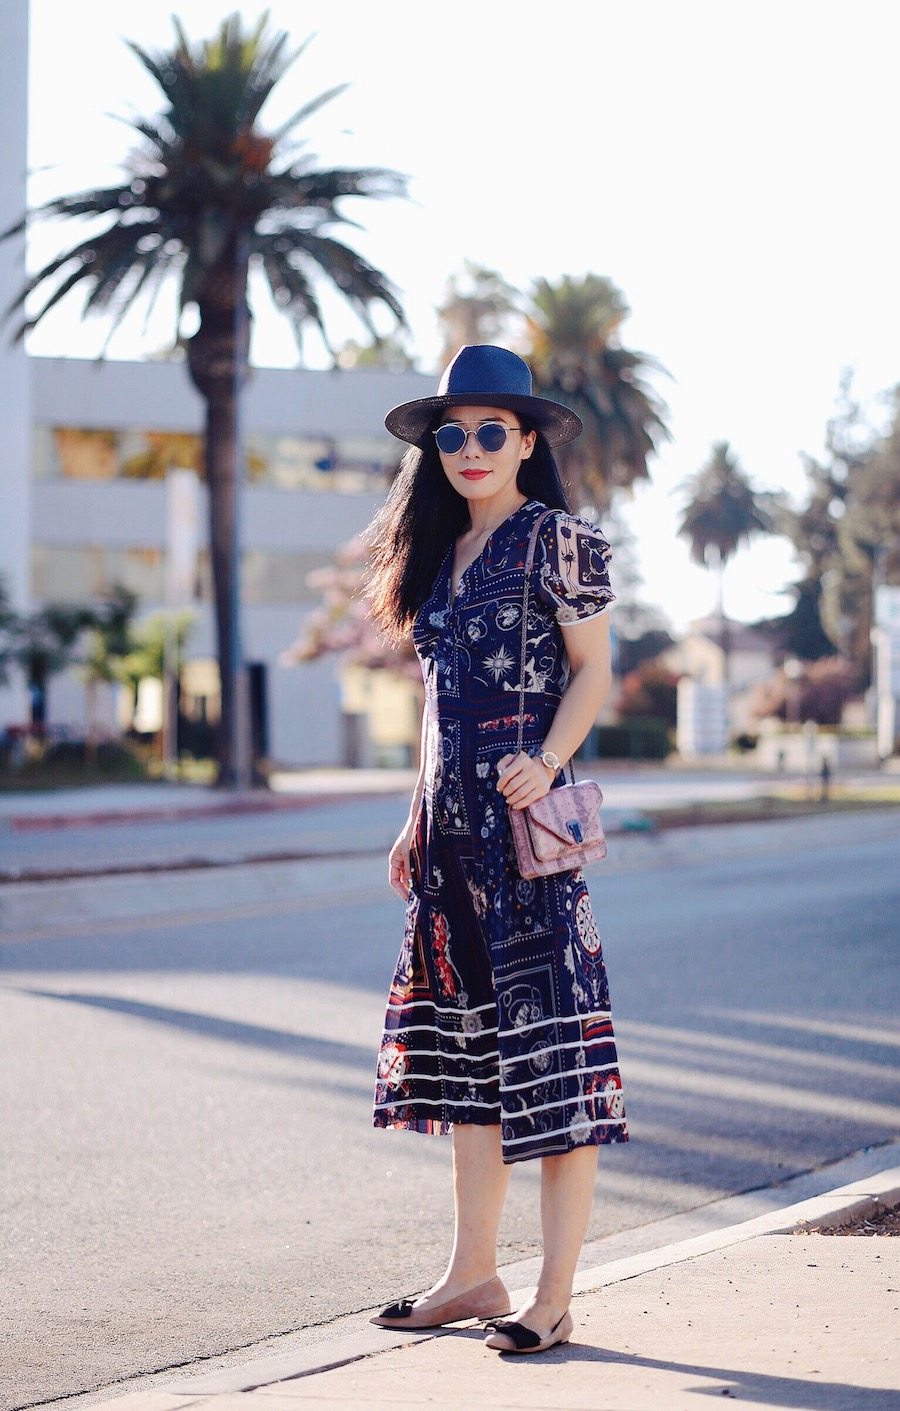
[269,84,348,143]
[259,246,329,350]
[274,164,408,206]
[94,250,178,353]
[264,228,405,327]
[10,219,166,332]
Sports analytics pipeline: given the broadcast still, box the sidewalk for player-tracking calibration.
[4,761,896,832]
[80,1165,900,1411]
[0,770,418,832]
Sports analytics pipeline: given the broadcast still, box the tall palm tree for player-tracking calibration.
[678,440,776,682]
[2,12,407,785]
[523,273,669,513]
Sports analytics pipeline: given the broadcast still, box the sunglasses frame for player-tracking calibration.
[432,421,524,455]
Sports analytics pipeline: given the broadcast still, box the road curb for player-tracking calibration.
[156,1164,900,1399]
[4,792,365,834]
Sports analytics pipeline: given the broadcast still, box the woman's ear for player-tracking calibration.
[519,430,537,461]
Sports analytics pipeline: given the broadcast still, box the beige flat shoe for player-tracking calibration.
[484,1308,573,1354]
[371,1275,511,1329]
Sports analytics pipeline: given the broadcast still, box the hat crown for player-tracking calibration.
[438,345,533,400]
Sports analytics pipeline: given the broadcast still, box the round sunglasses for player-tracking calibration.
[433,421,524,455]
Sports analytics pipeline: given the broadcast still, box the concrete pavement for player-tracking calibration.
[59,1164,900,1411]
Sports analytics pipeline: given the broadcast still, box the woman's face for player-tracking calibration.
[436,404,536,510]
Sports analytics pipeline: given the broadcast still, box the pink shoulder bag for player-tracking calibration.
[506,509,608,879]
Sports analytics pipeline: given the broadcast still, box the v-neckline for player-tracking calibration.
[449,498,538,601]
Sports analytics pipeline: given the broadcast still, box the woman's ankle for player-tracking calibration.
[440,1263,501,1291]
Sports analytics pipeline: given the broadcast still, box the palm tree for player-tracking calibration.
[436,261,520,368]
[523,273,669,513]
[2,13,407,786]
[79,586,138,761]
[9,603,96,731]
[678,440,776,682]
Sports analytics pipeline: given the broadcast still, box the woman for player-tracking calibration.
[365,345,628,1355]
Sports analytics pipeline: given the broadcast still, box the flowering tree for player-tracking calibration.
[281,535,418,677]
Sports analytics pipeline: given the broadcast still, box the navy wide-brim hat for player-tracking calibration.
[384,344,583,449]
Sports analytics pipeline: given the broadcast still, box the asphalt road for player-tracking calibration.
[0,766,840,881]
[1,808,898,1407]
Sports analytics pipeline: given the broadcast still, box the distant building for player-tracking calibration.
[7,355,432,765]
[661,615,776,747]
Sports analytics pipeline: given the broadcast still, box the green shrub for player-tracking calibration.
[582,717,672,760]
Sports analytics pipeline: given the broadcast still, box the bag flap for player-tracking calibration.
[525,782,604,849]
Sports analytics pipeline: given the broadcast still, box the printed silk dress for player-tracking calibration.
[372,498,629,1164]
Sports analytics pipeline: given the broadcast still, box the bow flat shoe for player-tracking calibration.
[371,1276,511,1329]
[484,1308,573,1354]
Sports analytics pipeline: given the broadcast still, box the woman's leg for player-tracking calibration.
[408,1122,511,1310]
[492,1143,598,1337]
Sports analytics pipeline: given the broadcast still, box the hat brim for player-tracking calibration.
[384,392,582,449]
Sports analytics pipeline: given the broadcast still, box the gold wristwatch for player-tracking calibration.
[539,749,562,775]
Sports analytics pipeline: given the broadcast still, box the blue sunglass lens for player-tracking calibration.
[434,423,510,454]
[434,424,467,453]
[476,423,508,452]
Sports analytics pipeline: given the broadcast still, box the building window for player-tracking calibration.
[32,545,331,607]
[32,546,165,601]
[33,425,397,492]
[241,550,334,604]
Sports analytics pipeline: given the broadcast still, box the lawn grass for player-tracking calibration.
[644,792,900,830]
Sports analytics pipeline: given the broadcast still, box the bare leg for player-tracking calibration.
[489,1143,598,1342]
[406,1123,511,1312]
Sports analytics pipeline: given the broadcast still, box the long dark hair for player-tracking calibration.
[366,422,571,645]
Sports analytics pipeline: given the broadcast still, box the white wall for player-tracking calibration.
[0,0,31,724]
[31,356,432,434]
[26,356,428,761]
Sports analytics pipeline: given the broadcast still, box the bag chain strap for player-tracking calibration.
[515,508,576,786]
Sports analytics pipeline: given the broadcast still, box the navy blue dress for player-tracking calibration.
[373,499,629,1163]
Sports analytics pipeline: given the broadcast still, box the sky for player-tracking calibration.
[23,0,900,634]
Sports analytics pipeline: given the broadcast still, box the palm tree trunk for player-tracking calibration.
[717,557,731,690]
[187,241,252,789]
[205,388,248,786]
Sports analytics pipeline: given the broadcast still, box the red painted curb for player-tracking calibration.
[7,793,343,833]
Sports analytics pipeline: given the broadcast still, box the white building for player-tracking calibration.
[662,615,777,752]
[11,355,431,765]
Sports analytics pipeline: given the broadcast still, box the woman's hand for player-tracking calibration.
[388,826,415,900]
[496,752,554,810]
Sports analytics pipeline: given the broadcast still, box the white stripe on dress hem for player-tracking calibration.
[392,1046,500,1063]
[382,1032,617,1071]
[502,1087,624,1119]
[389,1070,499,1086]
[388,1021,500,1039]
[496,1009,611,1039]
[499,1059,619,1093]
[380,1057,618,1092]
[387,998,497,1017]
[502,1034,618,1064]
[374,1097,501,1112]
[502,1113,624,1145]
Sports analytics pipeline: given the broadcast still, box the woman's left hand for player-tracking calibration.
[496,751,554,810]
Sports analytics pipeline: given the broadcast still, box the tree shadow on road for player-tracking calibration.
[14,985,374,1071]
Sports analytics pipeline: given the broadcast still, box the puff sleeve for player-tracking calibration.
[535,512,615,626]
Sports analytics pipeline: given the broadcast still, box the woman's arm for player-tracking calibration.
[496,612,612,810]
[389,700,428,897]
